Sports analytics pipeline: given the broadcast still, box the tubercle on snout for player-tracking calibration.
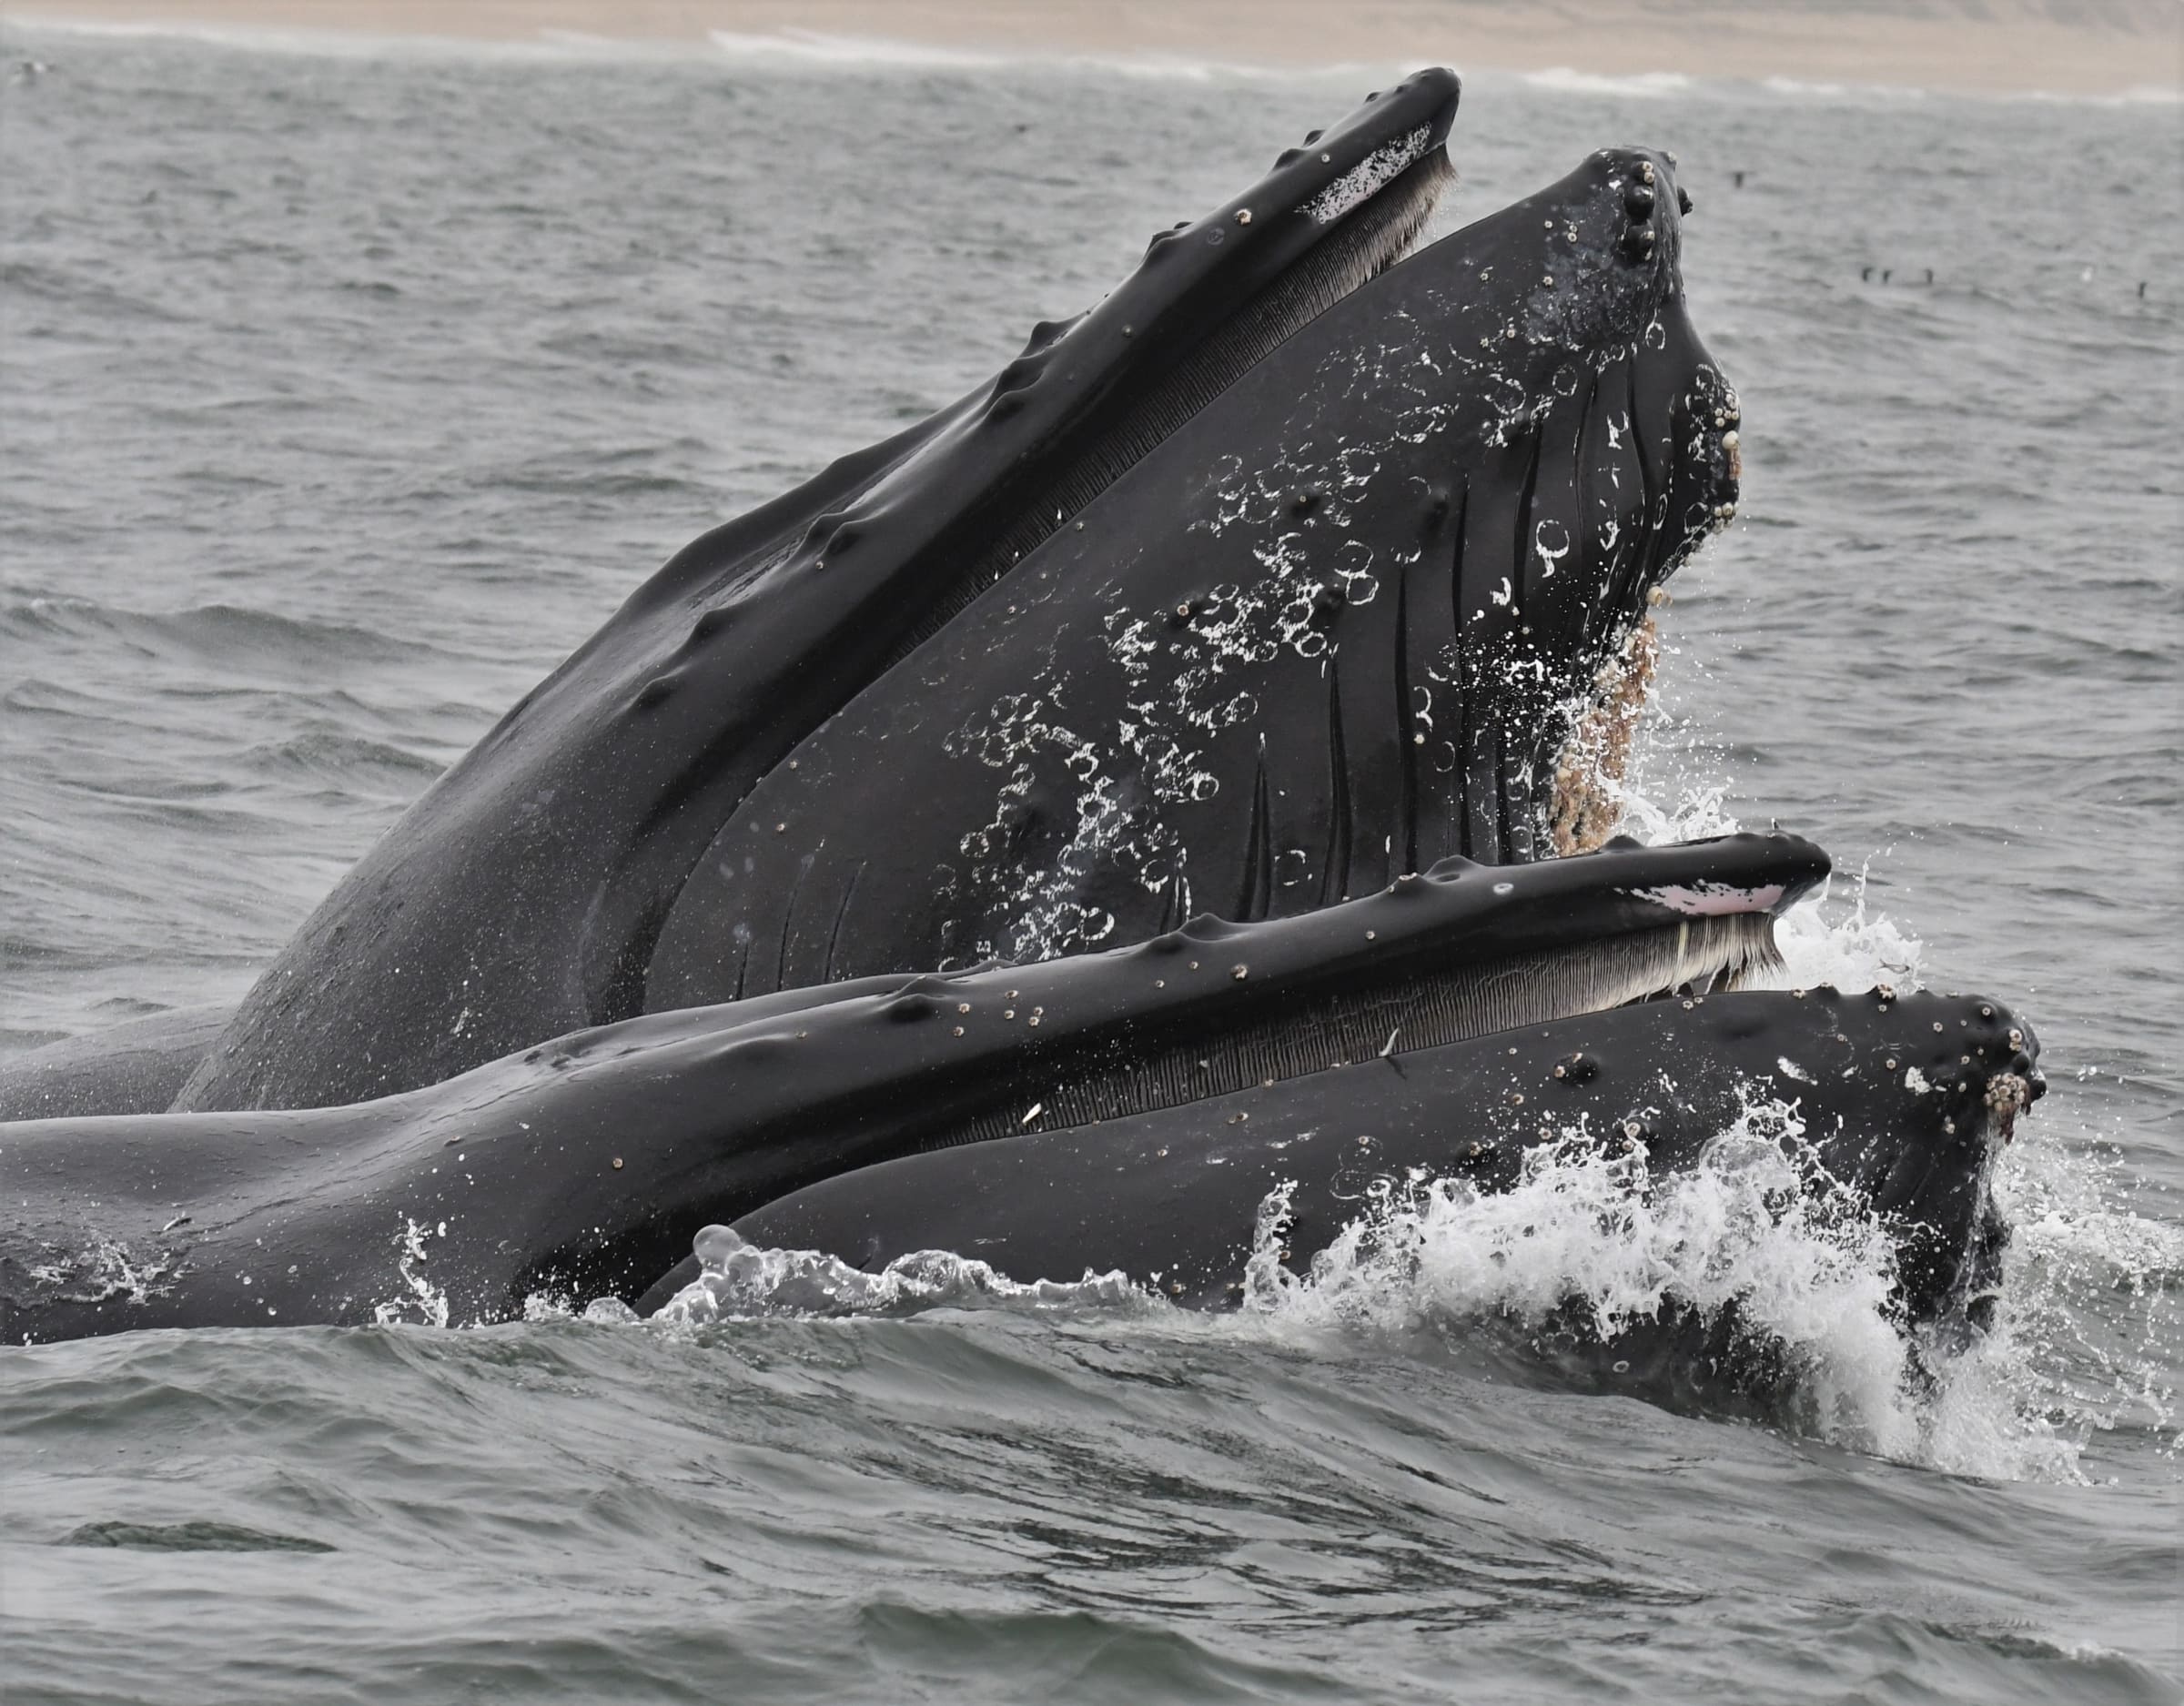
[1750,985,2043,1150]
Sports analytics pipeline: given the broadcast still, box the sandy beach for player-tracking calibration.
[6,0,2178,96]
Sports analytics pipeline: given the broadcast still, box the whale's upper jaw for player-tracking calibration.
[641,136,1744,1004]
[791,68,1468,660]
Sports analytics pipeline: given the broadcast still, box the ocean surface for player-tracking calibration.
[1,23,2179,1704]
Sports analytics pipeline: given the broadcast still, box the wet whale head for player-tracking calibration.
[649,139,1740,1003]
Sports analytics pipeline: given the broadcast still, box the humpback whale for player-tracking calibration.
[6,829,1975,1343]
[0,77,2042,1398]
[0,832,2042,1360]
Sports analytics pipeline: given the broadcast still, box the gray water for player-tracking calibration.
[1,25,2179,1704]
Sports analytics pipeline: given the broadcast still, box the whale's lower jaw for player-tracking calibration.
[716,986,2042,1403]
[914,911,1781,1158]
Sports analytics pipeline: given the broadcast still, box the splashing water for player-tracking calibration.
[372,1217,451,1329]
[28,1233,176,1308]
[1237,1095,1947,1460]
[1942,1134,2183,1480]
[651,1225,1150,1327]
[1575,724,2175,1478]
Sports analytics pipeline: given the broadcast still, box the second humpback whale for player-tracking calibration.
[1,829,2045,1401]
[2,829,2039,1352]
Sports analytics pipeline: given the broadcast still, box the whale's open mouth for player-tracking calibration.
[849,833,1825,1156]
[167,76,1756,1116]
[934,910,1783,1148]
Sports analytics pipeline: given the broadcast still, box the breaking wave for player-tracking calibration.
[1517,67,1694,100]
[1234,1096,1921,1445]
[642,1224,1150,1326]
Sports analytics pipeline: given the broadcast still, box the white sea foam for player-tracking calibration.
[1238,1096,1936,1454]
[30,1231,176,1309]
[0,13,687,62]
[2027,83,2182,108]
[650,1224,1148,1326]
[704,28,1377,83]
[1518,66,1693,100]
[1757,74,1930,103]
[3,15,1388,84]
[705,28,1009,73]
[373,1216,451,1328]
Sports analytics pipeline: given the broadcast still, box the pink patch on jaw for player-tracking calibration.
[1627,882,1787,917]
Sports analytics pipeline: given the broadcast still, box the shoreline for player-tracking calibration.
[5,2,2179,97]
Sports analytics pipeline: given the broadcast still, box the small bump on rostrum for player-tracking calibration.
[632,675,677,710]
[1676,187,1694,215]
[1623,183,1656,218]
